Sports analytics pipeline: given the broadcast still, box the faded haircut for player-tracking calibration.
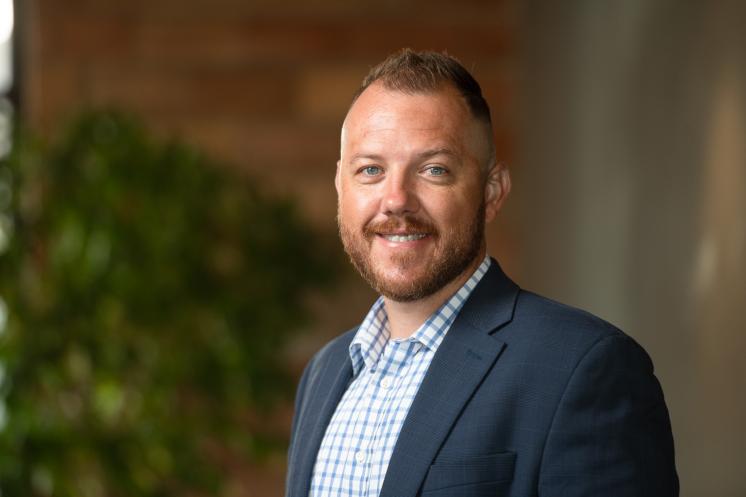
[351,48,493,127]
[350,48,496,170]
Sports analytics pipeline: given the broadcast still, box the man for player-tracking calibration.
[286,49,678,497]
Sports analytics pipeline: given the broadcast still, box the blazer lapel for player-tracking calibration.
[287,337,354,497]
[379,261,519,497]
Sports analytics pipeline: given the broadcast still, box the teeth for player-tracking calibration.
[384,234,427,242]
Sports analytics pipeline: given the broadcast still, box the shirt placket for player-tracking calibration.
[364,339,419,497]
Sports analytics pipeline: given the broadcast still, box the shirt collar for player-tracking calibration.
[349,255,492,376]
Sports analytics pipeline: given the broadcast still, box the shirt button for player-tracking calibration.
[380,376,392,389]
[355,450,366,464]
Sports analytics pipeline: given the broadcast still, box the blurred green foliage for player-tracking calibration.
[0,111,337,496]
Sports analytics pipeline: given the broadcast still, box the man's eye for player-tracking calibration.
[360,166,382,176]
[425,166,448,176]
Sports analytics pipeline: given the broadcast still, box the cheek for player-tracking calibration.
[424,191,477,226]
[339,190,376,224]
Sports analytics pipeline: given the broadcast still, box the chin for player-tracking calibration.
[371,267,446,302]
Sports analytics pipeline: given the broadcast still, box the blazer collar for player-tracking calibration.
[457,257,520,334]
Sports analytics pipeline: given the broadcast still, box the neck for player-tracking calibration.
[383,250,486,340]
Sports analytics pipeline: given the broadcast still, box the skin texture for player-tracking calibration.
[336,82,511,338]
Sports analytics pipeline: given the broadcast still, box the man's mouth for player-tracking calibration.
[364,216,436,243]
[380,233,428,242]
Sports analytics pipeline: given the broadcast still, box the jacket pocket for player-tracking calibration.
[421,452,516,495]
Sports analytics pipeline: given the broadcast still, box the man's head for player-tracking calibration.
[336,49,510,302]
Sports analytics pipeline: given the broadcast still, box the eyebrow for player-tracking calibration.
[349,148,457,163]
[349,153,385,163]
[416,148,457,160]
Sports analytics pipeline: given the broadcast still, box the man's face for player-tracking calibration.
[336,82,507,302]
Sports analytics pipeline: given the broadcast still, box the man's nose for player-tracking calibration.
[382,173,419,215]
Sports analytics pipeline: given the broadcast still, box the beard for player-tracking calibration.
[338,202,486,302]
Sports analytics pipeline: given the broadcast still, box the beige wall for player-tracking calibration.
[517,2,746,496]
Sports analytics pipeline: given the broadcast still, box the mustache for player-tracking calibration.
[363,216,437,236]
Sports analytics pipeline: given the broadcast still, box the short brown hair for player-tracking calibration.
[351,48,493,126]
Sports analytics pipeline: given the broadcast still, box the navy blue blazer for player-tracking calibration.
[286,260,678,497]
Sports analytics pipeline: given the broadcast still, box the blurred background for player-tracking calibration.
[0,0,744,496]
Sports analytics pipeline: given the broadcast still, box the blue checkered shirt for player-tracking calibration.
[309,256,491,497]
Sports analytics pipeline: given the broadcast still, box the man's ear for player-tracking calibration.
[335,160,341,194]
[484,165,511,223]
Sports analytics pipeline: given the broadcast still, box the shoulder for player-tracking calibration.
[501,289,652,372]
[515,290,621,336]
[526,293,678,494]
[299,327,357,382]
[467,261,641,359]
[313,327,357,363]
[515,290,627,339]
[292,327,357,417]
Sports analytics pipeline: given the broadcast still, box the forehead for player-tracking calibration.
[341,83,476,154]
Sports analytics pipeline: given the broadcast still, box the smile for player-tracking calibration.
[381,233,428,242]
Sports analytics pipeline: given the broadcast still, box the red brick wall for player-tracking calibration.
[22,0,515,224]
[19,2,517,494]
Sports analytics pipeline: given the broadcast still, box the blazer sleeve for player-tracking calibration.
[538,335,679,497]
